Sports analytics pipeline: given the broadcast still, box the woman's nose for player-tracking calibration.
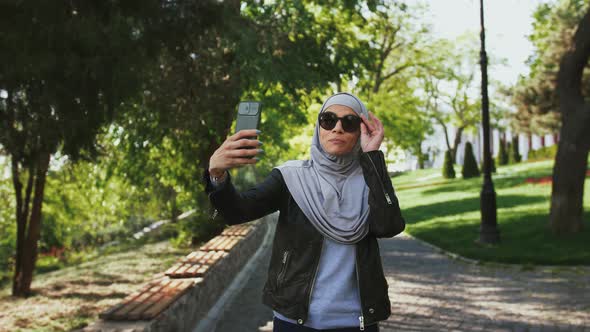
[332,119,344,132]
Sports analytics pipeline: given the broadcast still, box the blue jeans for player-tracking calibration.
[273,317,379,332]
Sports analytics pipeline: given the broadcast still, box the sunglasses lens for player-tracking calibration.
[319,112,337,130]
[342,115,360,132]
[319,112,360,132]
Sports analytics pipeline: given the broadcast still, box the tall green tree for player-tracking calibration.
[0,0,218,296]
[419,36,490,165]
[357,1,435,165]
[111,0,384,243]
[550,4,590,234]
[442,35,483,163]
[512,0,589,139]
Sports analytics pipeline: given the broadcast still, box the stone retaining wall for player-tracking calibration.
[81,216,270,332]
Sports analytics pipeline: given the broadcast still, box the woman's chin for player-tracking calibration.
[325,148,353,156]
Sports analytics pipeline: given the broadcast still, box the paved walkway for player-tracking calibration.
[213,219,590,332]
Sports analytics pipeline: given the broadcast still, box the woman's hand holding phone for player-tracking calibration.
[208,129,264,179]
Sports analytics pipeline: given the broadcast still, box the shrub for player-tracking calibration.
[442,150,456,179]
[461,142,480,178]
[497,139,509,165]
[481,156,496,173]
[510,136,522,163]
[527,145,558,161]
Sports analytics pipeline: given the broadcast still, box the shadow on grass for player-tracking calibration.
[41,290,129,300]
[419,167,558,196]
[407,209,590,265]
[403,194,547,224]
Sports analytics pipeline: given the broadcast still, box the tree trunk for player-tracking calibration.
[12,152,51,296]
[170,187,179,223]
[452,126,464,163]
[540,135,545,148]
[415,142,425,169]
[528,133,533,151]
[436,119,452,153]
[549,8,590,235]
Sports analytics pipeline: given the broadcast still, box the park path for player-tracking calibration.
[212,219,590,332]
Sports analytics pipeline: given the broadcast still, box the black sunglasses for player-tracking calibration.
[318,111,361,133]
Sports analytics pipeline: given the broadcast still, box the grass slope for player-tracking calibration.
[0,241,184,332]
[392,160,590,265]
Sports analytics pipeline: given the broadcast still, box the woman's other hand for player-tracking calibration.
[208,129,263,178]
[360,112,384,152]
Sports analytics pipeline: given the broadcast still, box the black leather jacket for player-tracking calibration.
[204,150,405,329]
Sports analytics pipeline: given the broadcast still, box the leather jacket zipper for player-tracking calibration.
[367,155,392,205]
[304,239,324,324]
[277,250,290,287]
[355,245,365,330]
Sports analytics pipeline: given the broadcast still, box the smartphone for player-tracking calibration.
[235,101,262,134]
[235,101,262,154]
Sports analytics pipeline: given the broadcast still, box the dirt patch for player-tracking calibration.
[0,240,186,331]
[524,169,590,185]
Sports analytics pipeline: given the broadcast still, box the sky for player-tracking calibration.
[425,0,544,86]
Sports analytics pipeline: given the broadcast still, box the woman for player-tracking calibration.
[204,92,405,331]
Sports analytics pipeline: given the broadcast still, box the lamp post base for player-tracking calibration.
[478,181,500,244]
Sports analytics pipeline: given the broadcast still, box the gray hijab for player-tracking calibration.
[275,92,370,244]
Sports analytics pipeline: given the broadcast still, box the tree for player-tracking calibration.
[549,5,590,234]
[512,0,589,139]
[419,36,485,164]
[110,0,385,244]
[357,1,435,165]
[509,135,522,164]
[442,35,483,164]
[497,139,509,165]
[442,150,456,179]
[461,142,480,179]
[0,0,217,296]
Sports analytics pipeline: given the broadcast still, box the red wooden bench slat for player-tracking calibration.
[222,237,240,251]
[110,280,170,320]
[222,224,253,236]
[140,280,194,319]
[126,284,169,320]
[164,263,183,276]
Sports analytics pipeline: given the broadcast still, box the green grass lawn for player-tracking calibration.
[392,159,590,265]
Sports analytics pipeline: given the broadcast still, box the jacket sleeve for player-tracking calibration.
[359,150,406,238]
[203,168,285,225]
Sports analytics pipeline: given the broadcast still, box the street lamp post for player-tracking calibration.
[478,0,500,244]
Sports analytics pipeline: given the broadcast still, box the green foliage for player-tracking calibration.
[42,153,168,249]
[527,145,558,161]
[442,150,456,179]
[461,142,480,179]
[0,163,15,285]
[356,2,435,158]
[0,0,164,161]
[173,214,225,248]
[497,139,509,165]
[512,0,589,135]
